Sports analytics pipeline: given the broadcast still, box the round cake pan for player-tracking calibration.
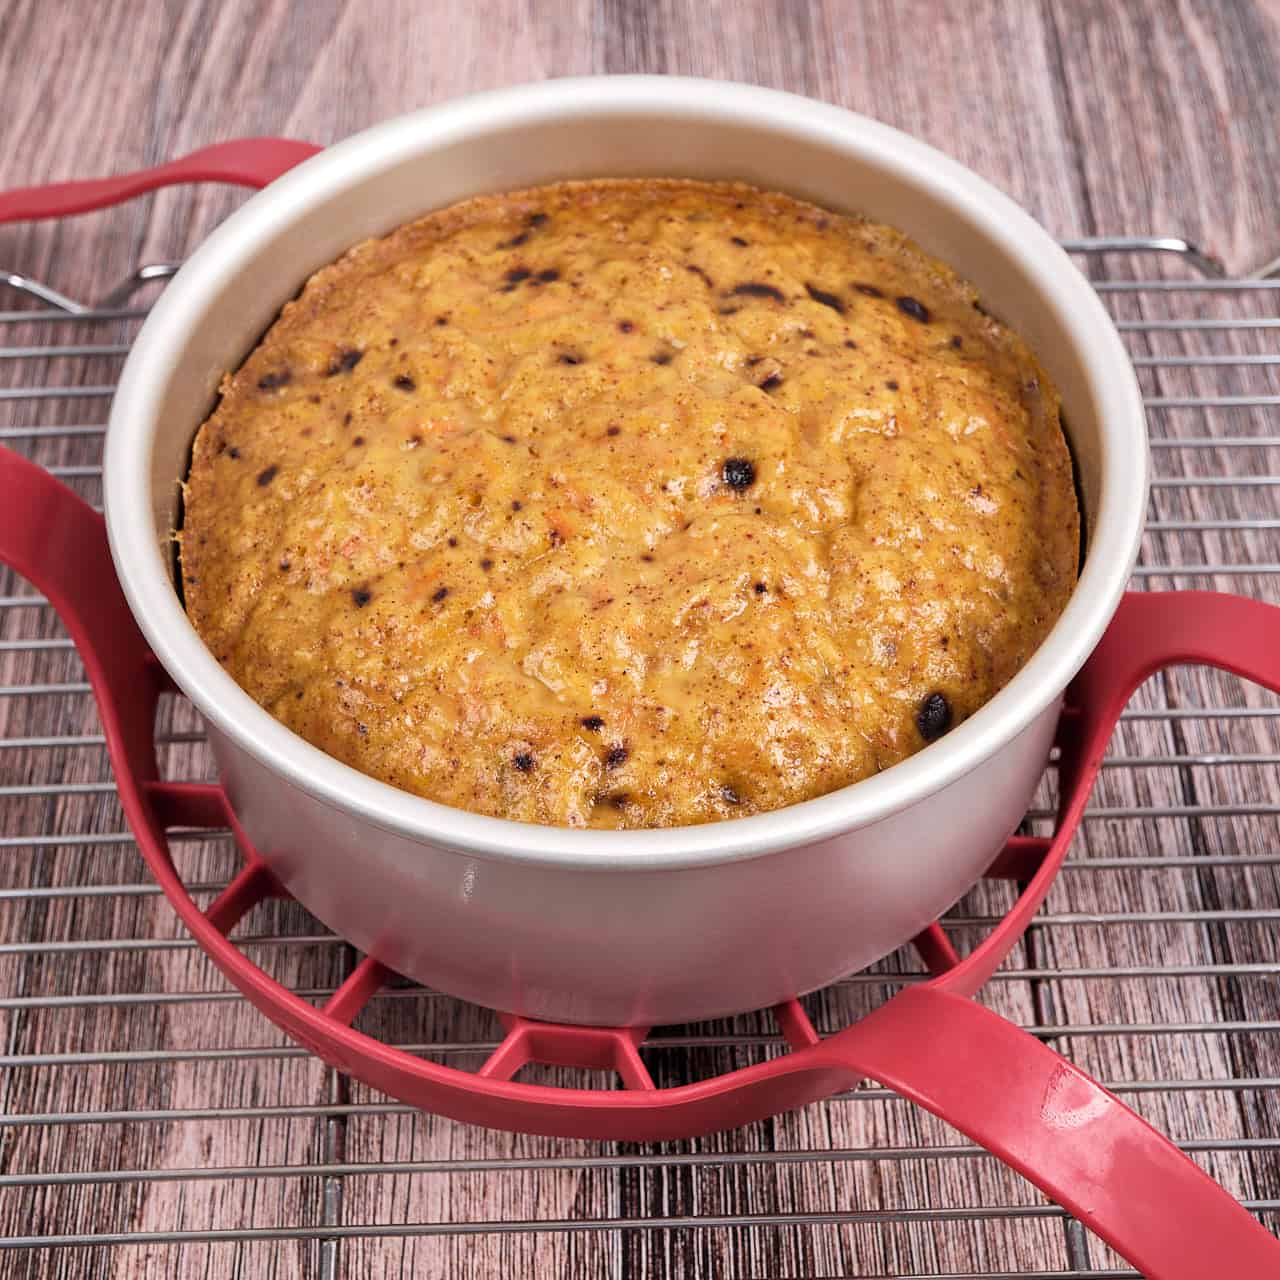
[104,77,1148,1025]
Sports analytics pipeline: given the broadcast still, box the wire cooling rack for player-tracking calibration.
[0,231,1278,1280]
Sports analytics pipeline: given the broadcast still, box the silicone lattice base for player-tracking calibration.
[149,775,1053,1101]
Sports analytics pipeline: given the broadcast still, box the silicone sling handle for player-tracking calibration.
[0,138,321,224]
[820,590,1280,1278]
[830,987,1278,1278]
[0,449,162,776]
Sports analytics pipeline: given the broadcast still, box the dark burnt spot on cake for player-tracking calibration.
[558,352,583,365]
[511,500,523,511]
[730,236,749,247]
[731,282,785,302]
[605,791,629,809]
[686,264,714,287]
[352,586,372,608]
[885,379,899,391]
[721,783,743,805]
[651,351,673,366]
[352,436,365,446]
[853,282,883,298]
[513,751,535,773]
[279,559,291,572]
[723,457,756,489]
[951,335,963,349]
[226,446,241,459]
[308,394,321,404]
[357,723,368,736]
[896,296,931,324]
[501,434,518,444]
[605,744,628,768]
[548,528,564,547]
[916,691,953,741]
[754,581,767,594]
[640,553,654,562]
[528,211,549,227]
[607,425,621,437]
[581,715,604,732]
[343,412,353,426]
[805,283,845,314]
[447,536,458,547]
[500,230,530,248]
[745,356,763,368]
[327,348,363,375]
[718,306,740,316]
[535,268,560,284]
[618,320,634,333]
[435,314,449,326]
[500,267,532,292]
[432,586,449,603]
[394,374,416,391]
[256,465,279,486]
[759,374,783,392]
[257,369,292,391]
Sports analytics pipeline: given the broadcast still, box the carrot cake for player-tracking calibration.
[179,179,1079,828]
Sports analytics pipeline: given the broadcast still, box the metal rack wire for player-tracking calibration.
[0,234,1277,1279]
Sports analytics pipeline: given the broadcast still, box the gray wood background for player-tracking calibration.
[0,1,1278,1277]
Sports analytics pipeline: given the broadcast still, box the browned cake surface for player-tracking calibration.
[180,179,1078,829]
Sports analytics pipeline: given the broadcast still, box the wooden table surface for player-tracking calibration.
[1,2,1279,1277]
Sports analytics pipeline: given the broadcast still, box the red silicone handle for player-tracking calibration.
[825,987,1279,1279]
[1071,589,1280,728]
[935,588,1280,999]
[841,589,1280,1278]
[0,448,160,778]
[0,138,321,223]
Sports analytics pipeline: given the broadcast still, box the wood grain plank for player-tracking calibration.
[1045,0,1280,271]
